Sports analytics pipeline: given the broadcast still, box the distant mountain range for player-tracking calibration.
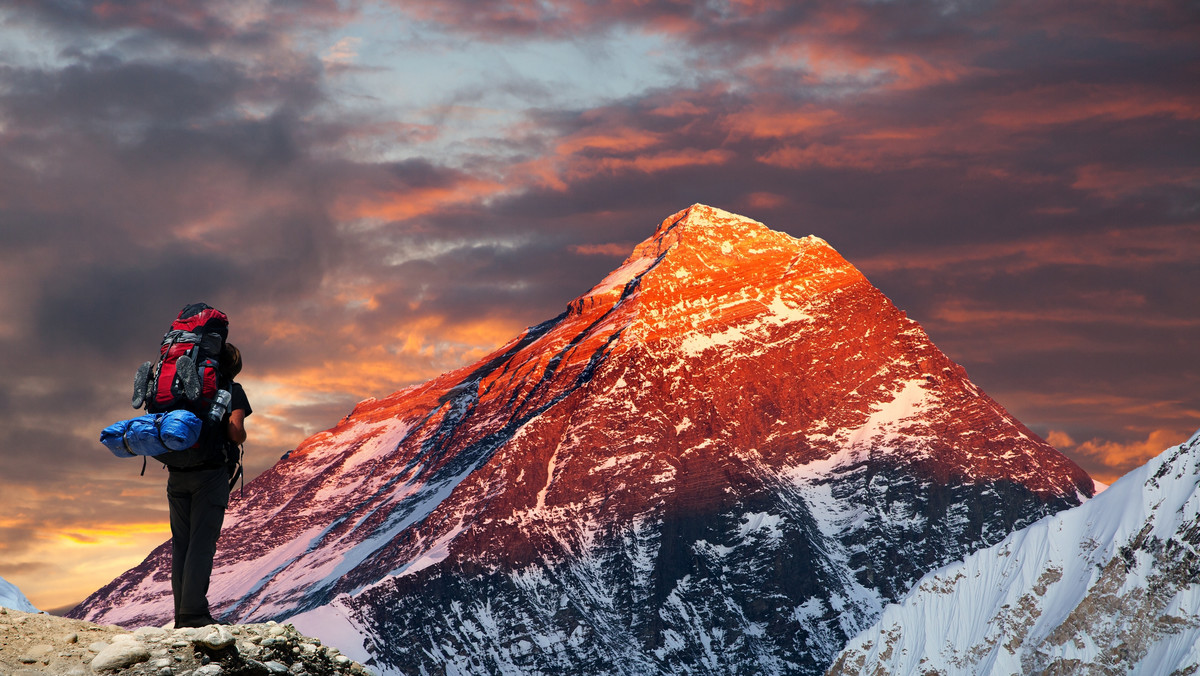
[72,205,1097,675]
[830,429,1200,675]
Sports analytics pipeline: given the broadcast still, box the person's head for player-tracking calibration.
[221,342,242,380]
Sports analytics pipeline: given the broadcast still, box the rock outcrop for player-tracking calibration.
[0,607,370,676]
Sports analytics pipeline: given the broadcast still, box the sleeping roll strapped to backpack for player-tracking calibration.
[117,302,239,474]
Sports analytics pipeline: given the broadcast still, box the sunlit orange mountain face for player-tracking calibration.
[71,205,1095,675]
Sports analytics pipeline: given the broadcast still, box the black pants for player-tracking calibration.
[167,467,229,623]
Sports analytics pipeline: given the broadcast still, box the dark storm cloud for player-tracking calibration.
[0,3,351,547]
[7,0,356,47]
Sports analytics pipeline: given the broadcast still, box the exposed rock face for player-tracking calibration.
[828,430,1200,676]
[71,205,1095,675]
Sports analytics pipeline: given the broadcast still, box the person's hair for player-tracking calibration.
[221,342,242,379]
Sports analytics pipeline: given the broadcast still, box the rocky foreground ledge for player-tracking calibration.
[0,607,374,676]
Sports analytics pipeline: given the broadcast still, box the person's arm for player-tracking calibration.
[227,408,247,444]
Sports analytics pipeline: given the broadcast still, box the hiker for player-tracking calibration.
[100,303,253,626]
[167,341,252,628]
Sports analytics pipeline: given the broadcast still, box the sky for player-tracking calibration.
[0,0,1197,613]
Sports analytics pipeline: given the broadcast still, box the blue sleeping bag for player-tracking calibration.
[100,410,204,458]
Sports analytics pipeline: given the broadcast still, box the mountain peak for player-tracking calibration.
[619,203,834,277]
[575,203,858,348]
[74,205,1094,676]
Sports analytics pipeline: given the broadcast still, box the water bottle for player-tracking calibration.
[208,389,232,422]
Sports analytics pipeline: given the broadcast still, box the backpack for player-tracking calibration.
[131,303,234,471]
[140,303,229,414]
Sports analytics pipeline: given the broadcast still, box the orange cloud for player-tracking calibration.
[252,314,529,398]
[856,224,1200,275]
[981,85,1200,129]
[1072,164,1200,201]
[649,100,709,118]
[1052,428,1190,484]
[781,41,974,91]
[746,192,788,209]
[336,176,507,222]
[930,299,1200,329]
[589,149,734,174]
[724,107,840,139]
[556,129,661,154]
[1045,429,1076,449]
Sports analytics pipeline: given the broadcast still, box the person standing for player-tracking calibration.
[167,342,251,628]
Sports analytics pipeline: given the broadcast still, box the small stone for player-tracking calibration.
[21,643,53,660]
[267,625,286,637]
[136,626,169,640]
[194,665,224,676]
[334,655,351,665]
[88,641,110,653]
[153,657,173,668]
[90,640,152,672]
[193,625,236,651]
[158,668,174,676]
[263,661,289,674]
[65,632,80,643]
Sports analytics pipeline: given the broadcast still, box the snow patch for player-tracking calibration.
[0,575,39,613]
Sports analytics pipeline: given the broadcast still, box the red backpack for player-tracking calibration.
[134,303,229,415]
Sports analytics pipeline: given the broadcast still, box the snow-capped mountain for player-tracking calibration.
[0,574,40,613]
[828,429,1200,676]
[71,205,1095,675]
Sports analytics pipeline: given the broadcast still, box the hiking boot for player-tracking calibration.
[132,360,153,409]
[176,613,228,628]
[175,354,202,401]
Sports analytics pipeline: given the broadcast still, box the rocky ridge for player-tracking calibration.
[0,607,371,676]
[828,429,1200,675]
